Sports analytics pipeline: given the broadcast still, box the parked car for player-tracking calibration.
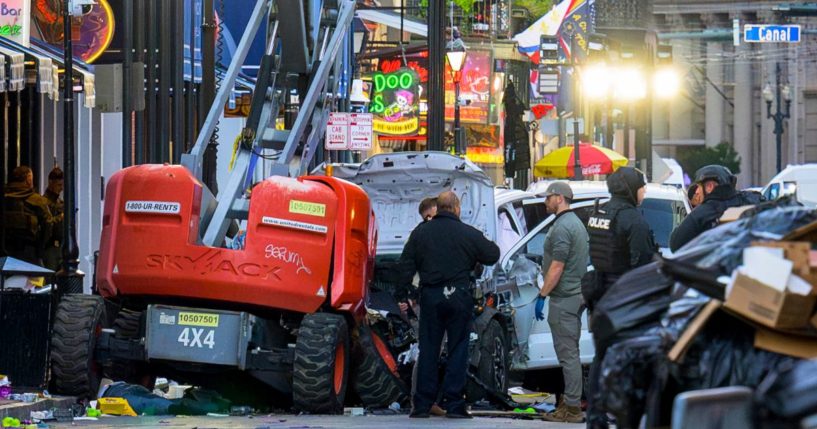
[761,164,817,207]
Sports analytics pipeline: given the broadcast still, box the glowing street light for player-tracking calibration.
[613,67,647,101]
[653,67,681,99]
[582,63,612,101]
[446,48,467,156]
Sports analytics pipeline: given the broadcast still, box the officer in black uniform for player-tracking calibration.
[397,191,499,419]
[669,165,762,252]
[4,166,54,265]
[584,166,656,429]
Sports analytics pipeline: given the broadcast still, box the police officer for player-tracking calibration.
[4,166,54,265]
[42,167,65,271]
[584,166,656,429]
[669,165,761,252]
[398,191,499,419]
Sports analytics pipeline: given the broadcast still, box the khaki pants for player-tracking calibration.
[547,294,584,407]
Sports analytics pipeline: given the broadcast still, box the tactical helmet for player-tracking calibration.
[694,165,733,186]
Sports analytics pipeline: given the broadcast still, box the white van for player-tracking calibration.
[761,164,817,207]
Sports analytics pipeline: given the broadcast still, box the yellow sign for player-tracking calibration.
[289,200,326,217]
[373,117,419,135]
[178,312,220,327]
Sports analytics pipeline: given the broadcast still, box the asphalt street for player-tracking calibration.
[47,414,583,428]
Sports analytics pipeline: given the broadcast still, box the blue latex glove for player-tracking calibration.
[534,295,546,321]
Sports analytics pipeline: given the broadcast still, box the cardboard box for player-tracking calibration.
[719,205,755,223]
[754,327,817,359]
[668,300,722,362]
[751,241,817,287]
[724,271,817,329]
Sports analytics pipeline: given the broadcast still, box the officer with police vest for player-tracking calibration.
[584,166,656,429]
[4,166,54,265]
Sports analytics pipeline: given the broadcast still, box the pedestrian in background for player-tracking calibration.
[534,182,589,424]
[3,166,54,265]
[398,191,499,419]
[584,167,656,429]
[42,166,65,271]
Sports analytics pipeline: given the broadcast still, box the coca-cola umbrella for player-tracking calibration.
[533,143,628,178]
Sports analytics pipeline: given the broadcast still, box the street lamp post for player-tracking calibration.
[446,49,467,156]
[764,62,791,174]
[60,0,84,293]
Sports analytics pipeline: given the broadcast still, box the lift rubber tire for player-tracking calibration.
[465,319,509,403]
[50,294,107,399]
[293,313,350,414]
[104,309,154,388]
[352,325,409,409]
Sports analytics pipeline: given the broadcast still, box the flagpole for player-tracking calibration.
[571,34,583,180]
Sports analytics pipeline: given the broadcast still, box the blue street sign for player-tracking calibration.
[744,25,801,43]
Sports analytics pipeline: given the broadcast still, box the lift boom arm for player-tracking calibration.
[181,0,357,247]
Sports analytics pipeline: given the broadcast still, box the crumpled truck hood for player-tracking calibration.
[345,151,496,256]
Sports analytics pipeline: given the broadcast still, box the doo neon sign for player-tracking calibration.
[368,68,420,135]
[369,70,417,115]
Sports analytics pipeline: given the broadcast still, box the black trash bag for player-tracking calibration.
[672,313,798,392]
[590,262,674,347]
[596,335,666,429]
[657,288,712,344]
[658,257,725,300]
[670,206,817,274]
[755,359,817,426]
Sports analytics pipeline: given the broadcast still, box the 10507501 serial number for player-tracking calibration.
[178,312,220,327]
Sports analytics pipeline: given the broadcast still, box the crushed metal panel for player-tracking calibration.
[350,152,497,255]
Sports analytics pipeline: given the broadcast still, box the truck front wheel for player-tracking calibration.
[466,319,509,402]
[352,325,409,408]
[293,313,350,414]
[50,294,107,399]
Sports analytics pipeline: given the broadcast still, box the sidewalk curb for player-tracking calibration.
[0,396,77,421]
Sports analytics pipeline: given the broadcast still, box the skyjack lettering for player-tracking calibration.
[146,248,282,280]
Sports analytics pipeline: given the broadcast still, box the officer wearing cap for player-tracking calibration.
[585,166,656,429]
[534,182,589,424]
[42,166,65,271]
[669,165,762,252]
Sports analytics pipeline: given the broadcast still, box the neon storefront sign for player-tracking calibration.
[0,0,30,46]
[368,68,420,136]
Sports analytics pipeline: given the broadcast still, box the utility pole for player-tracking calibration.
[427,0,445,151]
[59,0,84,293]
